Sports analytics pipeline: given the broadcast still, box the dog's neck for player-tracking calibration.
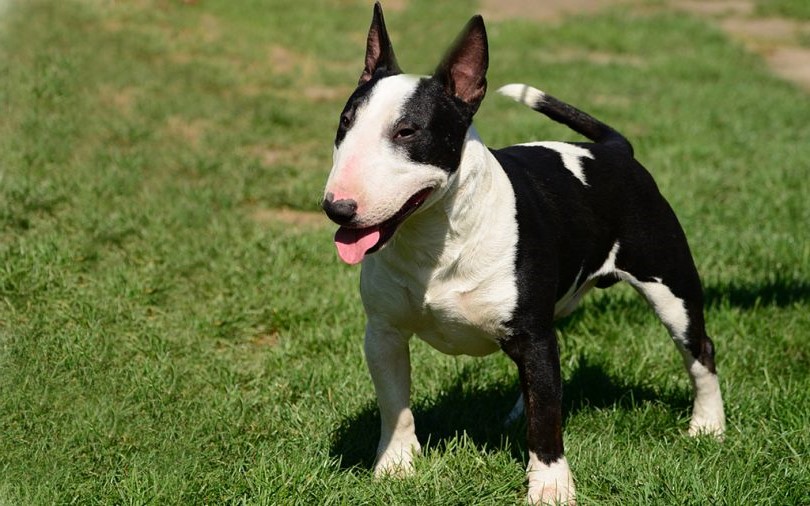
[441,127,506,236]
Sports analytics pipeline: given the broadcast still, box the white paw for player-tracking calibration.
[527,455,576,505]
[688,413,726,439]
[373,438,421,478]
[528,484,576,505]
[685,358,725,439]
[688,380,726,439]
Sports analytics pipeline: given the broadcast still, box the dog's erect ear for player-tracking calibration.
[359,2,402,85]
[434,15,488,112]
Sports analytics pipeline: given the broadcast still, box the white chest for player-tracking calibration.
[411,274,514,356]
[361,235,519,356]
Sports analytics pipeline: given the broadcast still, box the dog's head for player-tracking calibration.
[322,2,489,264]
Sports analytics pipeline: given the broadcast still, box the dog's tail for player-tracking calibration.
[497,83,633,154]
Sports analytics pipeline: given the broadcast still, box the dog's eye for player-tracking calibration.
[340,114,351,128]
[394,126,419,140]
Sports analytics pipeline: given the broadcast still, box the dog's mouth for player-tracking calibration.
[334,187,434,265]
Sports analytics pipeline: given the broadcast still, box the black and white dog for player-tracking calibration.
[322,4,725,504]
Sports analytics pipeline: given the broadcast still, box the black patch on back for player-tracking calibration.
[492,144,613,315]
[493,141,708,332]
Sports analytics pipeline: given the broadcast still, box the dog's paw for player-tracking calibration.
[373,439,421,478]
[688,414,726,440]
[686,360,725,440]
[526,456,575,505]
[527,481,576,505]
[688,397,726,439]
[528,485,576,505]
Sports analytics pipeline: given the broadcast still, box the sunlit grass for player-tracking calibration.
[1,0,808,503]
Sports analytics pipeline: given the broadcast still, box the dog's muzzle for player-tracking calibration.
[325,187,434,265]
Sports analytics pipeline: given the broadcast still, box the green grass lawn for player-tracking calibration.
[1,0,808,504]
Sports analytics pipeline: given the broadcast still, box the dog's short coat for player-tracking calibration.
[322,4,725,504]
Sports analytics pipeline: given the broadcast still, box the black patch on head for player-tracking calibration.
[389,77,476,172]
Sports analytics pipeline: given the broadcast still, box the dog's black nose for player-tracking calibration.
[322,192,358,225]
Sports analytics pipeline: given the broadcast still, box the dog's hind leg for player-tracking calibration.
[612,236,726,437]
[628,275,725,436]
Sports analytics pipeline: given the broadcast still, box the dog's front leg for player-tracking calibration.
[503,328,575,505]
[364,321,420,477]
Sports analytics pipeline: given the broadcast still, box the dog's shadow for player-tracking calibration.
[704,276,810,309]
[330,357,690,470]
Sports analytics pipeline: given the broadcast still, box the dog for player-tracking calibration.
[321,3,726,504]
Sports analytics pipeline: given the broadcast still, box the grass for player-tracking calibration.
[1,0,808,504]
[756,0,810,20]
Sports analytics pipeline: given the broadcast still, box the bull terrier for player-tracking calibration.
[322,3,725,503]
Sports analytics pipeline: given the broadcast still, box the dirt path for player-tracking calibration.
[480,0,810,92]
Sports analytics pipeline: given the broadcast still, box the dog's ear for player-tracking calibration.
[434,15,488,112]
[359,2,402,85]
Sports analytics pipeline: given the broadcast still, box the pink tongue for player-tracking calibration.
[334,226,381,265]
